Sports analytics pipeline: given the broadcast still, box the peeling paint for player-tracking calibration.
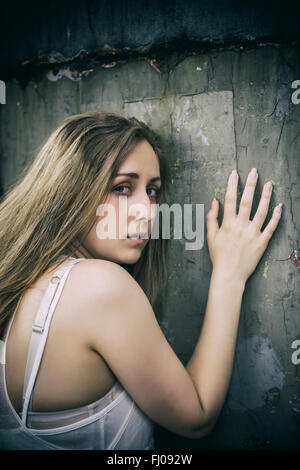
[101,62,117,68]
[274,249,300,268]
[174,99,210,146]
[47,49,89,64]
[47,67,94,82]
[148,59,161,73]
[47,51,69,64]
[196,127,209,145]
[291,250,300,268]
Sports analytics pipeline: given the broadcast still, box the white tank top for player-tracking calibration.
[0,256,154,450]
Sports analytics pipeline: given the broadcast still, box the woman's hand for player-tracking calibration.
[206,168,283,285]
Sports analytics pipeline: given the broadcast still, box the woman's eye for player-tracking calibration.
[147,187,161,199]
[114,185,131,195]
[113,185,161,199]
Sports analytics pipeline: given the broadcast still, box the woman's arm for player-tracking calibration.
[186,168,282,430]
[84,168,282,439]
[185,270,245,430]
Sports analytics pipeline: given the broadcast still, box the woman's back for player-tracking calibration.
[3,255,118,412]
[0,255,154,450]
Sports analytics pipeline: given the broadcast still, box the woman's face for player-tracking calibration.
[75,139,161,264]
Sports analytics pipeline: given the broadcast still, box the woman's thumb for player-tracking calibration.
[206,198,219,240]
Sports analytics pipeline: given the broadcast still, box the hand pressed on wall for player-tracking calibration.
[206,168,283,285]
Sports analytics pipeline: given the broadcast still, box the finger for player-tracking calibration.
[206,198,219,242]
[238,168,258,222]
[251,181,273,231]
[258,203,283,249]
[223,170,239,223]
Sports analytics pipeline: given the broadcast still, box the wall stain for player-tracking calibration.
[263,260,269,279]
[263,387,281,414]
[289,395,300,424]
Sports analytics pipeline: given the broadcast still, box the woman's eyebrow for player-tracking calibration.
[115,172,161,183]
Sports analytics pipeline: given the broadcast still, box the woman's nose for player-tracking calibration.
[128,189,155,223]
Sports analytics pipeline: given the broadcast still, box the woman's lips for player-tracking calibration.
[126,236,146,244]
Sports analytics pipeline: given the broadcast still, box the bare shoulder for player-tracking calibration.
[71,258,141,299]
[69,258,146,323]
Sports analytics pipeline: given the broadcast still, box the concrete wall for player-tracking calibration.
[0,0,299,450]
[1,0,300,68]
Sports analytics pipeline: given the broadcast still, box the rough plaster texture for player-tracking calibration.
[0,44,299,449]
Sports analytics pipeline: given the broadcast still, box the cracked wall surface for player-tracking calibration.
[1,0,299,68]
[0,44,300,449]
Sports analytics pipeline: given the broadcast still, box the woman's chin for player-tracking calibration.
[114,246,145,265]
[120,253,142,264]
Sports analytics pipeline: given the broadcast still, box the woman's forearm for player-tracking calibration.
[185,268,245,427]
[185,167,281,433]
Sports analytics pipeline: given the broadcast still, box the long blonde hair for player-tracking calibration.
[0,111,171,337]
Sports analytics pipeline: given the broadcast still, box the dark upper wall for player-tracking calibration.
[1,0,300,68]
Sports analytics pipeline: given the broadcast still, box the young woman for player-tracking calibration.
[0,111,283,450]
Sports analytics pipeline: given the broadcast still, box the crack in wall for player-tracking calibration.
[1,37,299,85]
[281,298,289,338]
[275,115,286,154]
[231,76,239,172]
[285,150,298,243]
[280,272,296,340]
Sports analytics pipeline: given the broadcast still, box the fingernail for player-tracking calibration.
[265,181,272,192]
[276,203,283,214]
[231,169,238,178]
[250,168,257,179]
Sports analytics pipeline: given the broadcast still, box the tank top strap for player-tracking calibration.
[21,256,86,426]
